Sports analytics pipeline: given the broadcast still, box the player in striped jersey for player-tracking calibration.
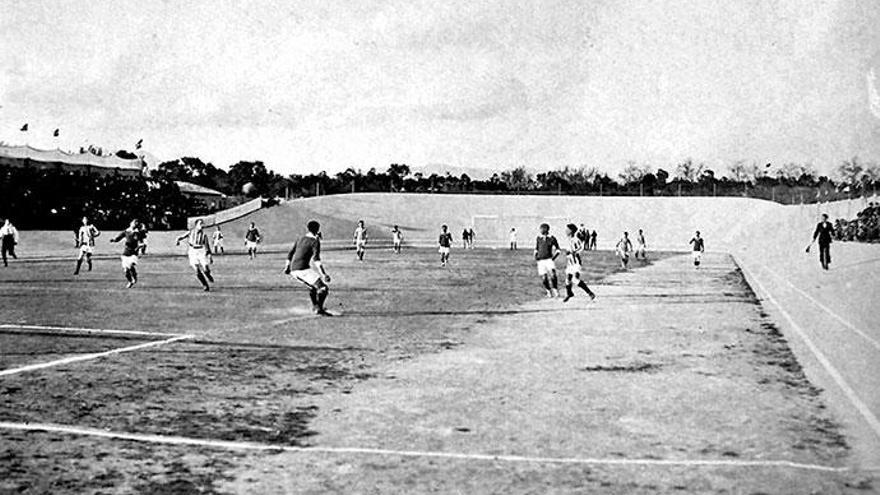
[74,216,100,275]
[353,220,368,261]
[176,219,215,291]
[615,232,633,269]
[285,220,332,315]
[535,223,560,298]
[562,223,596,302]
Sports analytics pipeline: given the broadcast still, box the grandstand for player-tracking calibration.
[0,144,146,177]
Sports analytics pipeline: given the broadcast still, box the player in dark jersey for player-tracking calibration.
[110,219,145,288]
[689,231,705,267]
[245,222,262,260]
[535,223,560,298]
[590,230,597,250]
[806,213,834,270]
[439,225,454,267]
[285,220,332,315]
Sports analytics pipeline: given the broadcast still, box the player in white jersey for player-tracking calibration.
[615,232,633,269]
[74,216,100,275]
[212,226,225,254]
[353,220,368,261]
[176,219,214,291]
[562,223,596,302]
[634,229,647,260]
[391,225,403,254]
[509,228,518,250]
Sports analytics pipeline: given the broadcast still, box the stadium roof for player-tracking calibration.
[0,144,144,172]
[175,181,226,197]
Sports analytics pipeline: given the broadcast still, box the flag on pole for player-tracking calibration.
[53,129,59,137]
[20,123,28,131]
[135,139,143,149]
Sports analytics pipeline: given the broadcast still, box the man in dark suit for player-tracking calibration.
[806,213,834,270]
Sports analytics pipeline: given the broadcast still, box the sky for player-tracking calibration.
[1,0,879,178]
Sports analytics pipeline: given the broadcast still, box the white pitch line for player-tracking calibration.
[0,421,849,473]
[0,335,192,377]
[736,258,880,441]
[0,323,185,339]
[755,264,880,353]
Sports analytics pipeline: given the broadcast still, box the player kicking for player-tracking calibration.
[615,232,633,269]
[284,220,332,316]
[563,223,596,302]
[74,216,100,275]
[110,219,145,288]
[535,223,560,298]
[391,225,403,254]
[245,222,262,259]
[353,220,368,261]
[438,225,453,266]
[212,226,225,254]
[176,219,215,291]
[689,231,705,267]
[635,229,647,260]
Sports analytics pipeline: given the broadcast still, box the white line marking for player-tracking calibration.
[0,323,184,339]
[0,335,192,377]
[0,421,849,472]
[756,265,880,353]
[736,258,880,440]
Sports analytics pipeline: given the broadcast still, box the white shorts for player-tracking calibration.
[245,240,259,250]
[188,247,209,269]
[356,240,367,249]
[213,240,224,249]
[536,258,556,276]
[636,243,646,252]
[565,263,582,276]
[692,251,703,261]
[121,255,138,270]
[291,268,321,287]
[439,246,450,255]
[79,245,94,255]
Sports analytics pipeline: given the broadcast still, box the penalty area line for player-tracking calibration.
[735,258,880,442]
[0,421,849,473]
[0,335,192,377]
[0,323,186,339]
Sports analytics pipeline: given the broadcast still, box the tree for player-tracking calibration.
[619,161,651,186]
[501,166,534,191]
[836,157,864,189]
[675,158,703,182]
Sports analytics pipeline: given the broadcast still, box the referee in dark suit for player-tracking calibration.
[807,213,834,270]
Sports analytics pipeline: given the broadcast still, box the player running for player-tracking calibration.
[74,216,100,275]
[635,229,647,260]
[563,223,596,302]
[615,232,633,269]
[212,226,225,254]
[176,219,215,291]
[535,223,560,298]
[689,231,705,267]
[353,220,368,261]
[284,220,332,316]
[1,218,20,267]
[806,213,834,270]
[110,219,145,288]
[245,222,262,259]
[391,225,403,254]
[439,225,453,267]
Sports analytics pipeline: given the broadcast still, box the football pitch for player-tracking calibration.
[0,247,872,493]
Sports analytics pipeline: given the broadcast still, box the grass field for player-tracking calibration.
[0,246,872,493]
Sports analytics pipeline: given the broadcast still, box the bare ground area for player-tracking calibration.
[0,249,874,493]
